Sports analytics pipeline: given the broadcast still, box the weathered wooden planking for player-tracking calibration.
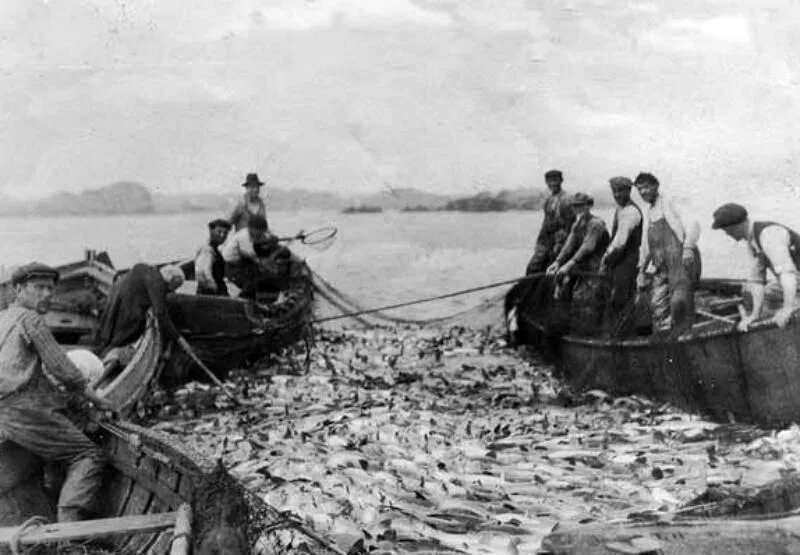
[0,512,177,545]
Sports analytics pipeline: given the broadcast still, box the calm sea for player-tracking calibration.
[0,206,781,320]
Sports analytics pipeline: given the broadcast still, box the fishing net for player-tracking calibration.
[296,226,337,252]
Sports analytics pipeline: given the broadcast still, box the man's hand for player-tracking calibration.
[556,260,574,278]
[682,247,695,271]
[636,271,649,291]
[736,315,755,332]
[773,308,793,328]
[84,387,115,411]
[546,262,560,277]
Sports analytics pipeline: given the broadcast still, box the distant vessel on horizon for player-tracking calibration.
[342,205,383,214]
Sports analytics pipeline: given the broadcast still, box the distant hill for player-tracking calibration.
[443,188,614,212]
[351,187,452,210]
[0,182,612,216]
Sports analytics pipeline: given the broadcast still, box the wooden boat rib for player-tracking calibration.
[92,312,165,415]
[1,420,333,554]
[510,277,800,425]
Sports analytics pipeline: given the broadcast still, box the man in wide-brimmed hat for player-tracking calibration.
[546,192,610,335]
[0,262,111,522]
[195,218,232,296]
[712,202,800,330]
[229,172,268,232]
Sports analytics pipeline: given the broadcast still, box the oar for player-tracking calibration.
[176,336,243,406]
[695,308,736,325]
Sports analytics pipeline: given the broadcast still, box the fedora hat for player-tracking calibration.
[242,173,265,188]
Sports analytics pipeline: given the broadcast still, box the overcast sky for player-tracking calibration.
[1,0,799,206]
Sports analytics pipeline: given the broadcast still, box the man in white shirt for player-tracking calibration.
[599,177,642,334]
[712,203,799,330]
[635,172,701,334]
[222,215,279,298]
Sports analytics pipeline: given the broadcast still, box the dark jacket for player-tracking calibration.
[96,264,179,351]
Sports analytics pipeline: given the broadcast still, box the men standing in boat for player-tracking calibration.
[712,203,799,330]
[635,172,701,335]
[546,192,610,335]
[599,177,643,335]
[0,263,109,522]
[229,173,268,232]
[195,218,231,296]
[525,169,575,276]
[96,264,184,372]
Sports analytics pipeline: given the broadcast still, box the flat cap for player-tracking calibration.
[570,192,594,206]
[544,169,563,181]
[712,203,748,229]
[609,176,633,189]
[11,262,59,286]
[207,218,232,230]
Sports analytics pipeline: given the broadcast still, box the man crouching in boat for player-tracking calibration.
[712,203,800,330]
[96,264,184,373]
[222,214,290,299]
[546,192,610,335]
[195,218,232,296]
[0,263,111,522]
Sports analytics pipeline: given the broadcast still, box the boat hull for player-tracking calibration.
[509,278,800,424]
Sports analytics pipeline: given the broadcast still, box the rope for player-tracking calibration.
[9,515,48,555]
[311,273,547,325]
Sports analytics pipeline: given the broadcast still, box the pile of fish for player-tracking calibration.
[146,326,800,554]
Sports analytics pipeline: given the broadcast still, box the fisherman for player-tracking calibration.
[0,263,109,522]
[195,218,232,296]
[712,203,800,330]
[229,173,268,232]
[95,264,184,372]
[505,169,576,343]
[599,176,643,335]
[222,214,285,299]
[546,192,610,335]
[635,172,701,335]
[525,169,575,276]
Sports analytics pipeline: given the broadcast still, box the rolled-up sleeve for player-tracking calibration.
[194,246,216,290]
[606,205,642,257]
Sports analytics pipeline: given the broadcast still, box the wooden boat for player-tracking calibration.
[508,277,800,425]
[0,420,332,554]
[0,250,116,344]
[1,250,315,382]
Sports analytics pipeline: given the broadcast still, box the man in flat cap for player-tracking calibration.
[229,172,268,232]
[505,169,576,343]
[525,169,575,276]
[0,263,110,522]
[635,172,701,335]
[546,192,610,334]
[96,263,184,373]
[195,218,232,296]
[599,177,643,335]
[712,203,800,330]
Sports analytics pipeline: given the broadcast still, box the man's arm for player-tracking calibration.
[194,246,217,292]
[605,206,641,265]
[23,313,87,391]
[228,200,244,228]
[761,226,797,326]
[567,219,604,267]
[143,267,181,340]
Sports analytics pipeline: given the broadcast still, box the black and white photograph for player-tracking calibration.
[1,1,800,553]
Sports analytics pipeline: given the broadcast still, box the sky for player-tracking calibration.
[1,0,800,209]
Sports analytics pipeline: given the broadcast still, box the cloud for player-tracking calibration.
[642,14,751,51]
